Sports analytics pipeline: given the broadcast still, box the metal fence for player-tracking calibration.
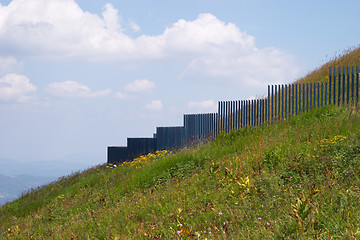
[218,66,359,132]
[108,66,360,164]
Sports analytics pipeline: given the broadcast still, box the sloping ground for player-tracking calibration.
[296,46,360,84]
[1,105,360,239]
[1,48,360,239]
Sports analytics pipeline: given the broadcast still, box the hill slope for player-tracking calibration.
[1,105,360,239]
[297,46,360,84]
[1,47,360,238]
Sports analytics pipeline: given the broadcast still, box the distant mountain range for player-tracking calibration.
[0,174,56,205]
[0,155,104,205]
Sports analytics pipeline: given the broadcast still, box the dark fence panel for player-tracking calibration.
[184,113,218,145]
[107,146,129,164]
[127,138,157,160]
[156,126,184,150]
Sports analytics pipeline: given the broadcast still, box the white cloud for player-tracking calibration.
[46,81,112,98]
[128,19,141,33]
[0,56,22,75]
[102,3,121,32]
[0,1,299,86]
[187,100,217,113]
[181,47,299,87]
[114,91,128,99]
[124,79,155,93]
[0,0,135,59]
[159,13,255,55]
[145,100,163,112]
[0,73,36,102]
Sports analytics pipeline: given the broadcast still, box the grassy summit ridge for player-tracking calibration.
[1,47,360,239]
[297,46,360,84]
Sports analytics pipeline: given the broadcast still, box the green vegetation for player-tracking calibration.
[297,46,360,84]
[1,48,360,239]
[1,105,360,239]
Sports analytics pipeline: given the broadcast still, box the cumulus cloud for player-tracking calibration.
[114,91,128,99]
[0,73,36,102]
[0,56,22,75]
[128,19,141,33]
[180,47,299,87]
[145,100,163,112]
[0,0,299,86]
[124,79,155,93]
[187,100,217,113]
[0,0,134,59]
[0,1,249,59]
[46,81,112,98]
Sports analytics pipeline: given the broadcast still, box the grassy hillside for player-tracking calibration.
[1,48,360,239]
[296,46,360,84]
[1,105,360,239]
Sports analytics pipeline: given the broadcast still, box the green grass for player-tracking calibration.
[1,105,360,239]
[1,48,360,239]
[296,46,360,84]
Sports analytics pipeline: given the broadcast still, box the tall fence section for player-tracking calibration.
[108,66,360,164]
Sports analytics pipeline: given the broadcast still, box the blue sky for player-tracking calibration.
[0,0,359,168]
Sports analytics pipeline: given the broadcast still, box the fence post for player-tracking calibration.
[278,85,281,120]
[271,85,274,124]
[338,67,341,106]
[250,99,253,127]
[229,101,232,131]
[246,100,249,127]
[325,82,328,106]
[228,101,231,132]
[309,83,312,110]
[258,99,261,126]
[352,66,355,105]
[264,98,268,124]
[295,84,298,115]
[233,101,236,130]
[342,67,349,105]
[306,83,309,112]
[234,101,237,130]
[218,101,223,134]
[238,100,241,129]
[280,85,283,120]
[256,99,258,126]
[222,101,225,132]
[255,99,258,126]
[249,100,252,127]
[288,85,292,118]
[321,82,323,108]
[218,102,221,133]
[317,83,320,108]
[232,101,235,130]
[356,66,359,107]
[274,85,277,122]
[253,99,256,126]
[346,67,350,105]
[259,99,264,126]
[243,100,246,127]
[237,100,240,129]
[286,84,289,118]
[267,85,270,123]
[240,100,243,128]
[329,67,332,105]
[313,83,316,108]
[333,67,336,105]
[226,101,230,133]
[220,102,224,133]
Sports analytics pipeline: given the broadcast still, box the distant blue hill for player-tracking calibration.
[0,174,56,205]
[0,154,104,205]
